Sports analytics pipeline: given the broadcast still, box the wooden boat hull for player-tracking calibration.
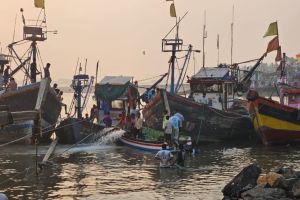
[55,118,106,144]
[119,136,164,152]
[0,81,62,144]
[143,92,254,144]
[247,90,300,145]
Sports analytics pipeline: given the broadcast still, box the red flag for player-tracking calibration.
[266,36,279,54]
[275,46,282,62]
[277,60,283,71]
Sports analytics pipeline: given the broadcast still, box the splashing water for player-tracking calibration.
[93,128,126,145]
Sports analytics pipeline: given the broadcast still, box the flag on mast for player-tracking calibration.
[266,36,279,53]
[170,3,176,17]
[34,0,45,9]
[275,46,282,62]
[263,22,278,37]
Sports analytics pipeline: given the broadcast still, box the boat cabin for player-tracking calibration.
[280,87,300,109]
[188,67,236,110]
[94,76,139,126]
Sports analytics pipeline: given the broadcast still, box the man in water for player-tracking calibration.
[176,143,186,167]
[155,143,173,168]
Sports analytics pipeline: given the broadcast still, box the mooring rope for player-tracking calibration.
[0,135,31,148]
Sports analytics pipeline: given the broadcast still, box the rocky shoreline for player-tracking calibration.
[222,164,300,200]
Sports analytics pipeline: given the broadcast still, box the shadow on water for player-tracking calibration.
[1,132,300,199]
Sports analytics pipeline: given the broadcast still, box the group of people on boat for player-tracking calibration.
[87,102,113,127]
[0,62,52,92]
[52,83,67,114]
[30,62,51,83]
[0,65,17,92]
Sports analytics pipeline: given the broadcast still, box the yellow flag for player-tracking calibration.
[170,3,176,17]
[263,22,278,37]
[34,0,45,8]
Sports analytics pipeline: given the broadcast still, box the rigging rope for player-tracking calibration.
[136,74,166,83]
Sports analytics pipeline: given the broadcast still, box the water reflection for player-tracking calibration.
[1,143,300,199]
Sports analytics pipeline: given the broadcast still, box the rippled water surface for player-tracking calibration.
[1,139,300,200]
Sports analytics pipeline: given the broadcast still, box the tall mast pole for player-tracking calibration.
[202,10,207,68]
[170,5,179,95]
[217,34,220,66]
[230,6,234,65]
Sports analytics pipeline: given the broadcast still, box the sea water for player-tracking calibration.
[1,94,299,199]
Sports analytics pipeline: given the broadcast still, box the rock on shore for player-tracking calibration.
[222,164,300,200]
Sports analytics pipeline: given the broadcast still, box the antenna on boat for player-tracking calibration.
[96,60,99,84]
[217,34,220,66]
[202,10,207,68]
[84,58,87,74]
[230,5,234,65]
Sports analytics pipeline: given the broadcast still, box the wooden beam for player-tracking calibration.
[11,111,39,121]
[42,139,57,162]
[35,78,50,110]
[0,111,12,126]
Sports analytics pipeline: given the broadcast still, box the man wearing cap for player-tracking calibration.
[155,143,173,168]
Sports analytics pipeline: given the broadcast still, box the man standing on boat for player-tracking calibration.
[30,62,40,83]
[44,63,51,80]
[155,143,173,168]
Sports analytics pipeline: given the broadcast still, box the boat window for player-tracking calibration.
[111,100,123,110]
[193,83,221,93]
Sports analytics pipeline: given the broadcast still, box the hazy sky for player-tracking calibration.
[0,0,299,84]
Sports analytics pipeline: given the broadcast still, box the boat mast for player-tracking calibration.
[202,10,207,68]
[217,34,220,66]
[162,2,185,95]
[230,6,234,65]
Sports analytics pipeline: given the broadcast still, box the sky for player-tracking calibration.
[0,0,299,85]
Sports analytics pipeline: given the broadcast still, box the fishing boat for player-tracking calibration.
[0,79,61,144]
[143,89,253,144]
[247,89,300,145]
[141,7,268,145]
[55,71,106,144]
[0,7,62,144]
[93,75,169,151]
[119,137,163,152]
[119,127,175,152]
[247,51,300,145]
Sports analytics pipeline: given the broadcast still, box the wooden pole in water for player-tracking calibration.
[33,111,41,176]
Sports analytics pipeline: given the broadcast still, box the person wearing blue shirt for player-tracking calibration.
[169,115,181,147]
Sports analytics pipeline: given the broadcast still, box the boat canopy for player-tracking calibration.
[95,76,138,102]
[191,67,231,80]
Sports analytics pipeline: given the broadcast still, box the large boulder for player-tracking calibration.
[222,164,262,198]
[292,179,300,197]
[257,172,287,188]
[241,185,288,200]
[276,167,298,179]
